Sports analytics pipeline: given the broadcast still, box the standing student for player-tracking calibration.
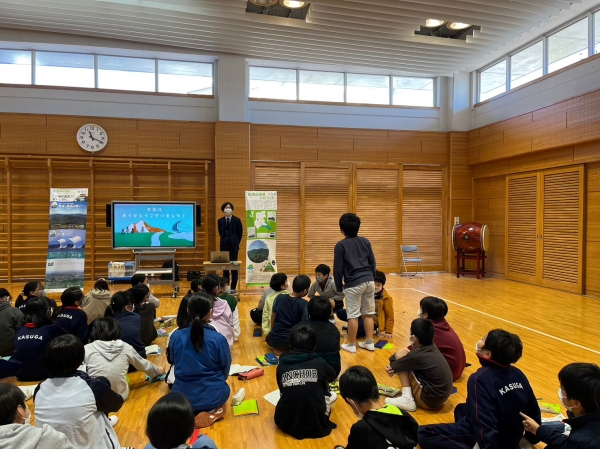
[167,293,231,419]
[384,318,453,412]
[201,275,234,349]
[308,264,345,312]
[12,297,67,382]
[417,296,466,381]
[334,213,377,353]
[217,202,243,293]
[14,282,58,318]
[275,324,337,440]
[266,275,310,352]
[34,335,124,449]
[219,276,240,342]
[106,291,146,359]
[418,329,542,449]
[55,287,89,343]
[131,273,160,308]
[82,278,111,325]
[305,296,341,377]
[0,383,77,449]
[0,288,23,357]
[520,362,600,449]
[130,284,158,346]
[261,273,289,336]
[336,366,418,449]
[144,393,218,449]
[85,317,163,401]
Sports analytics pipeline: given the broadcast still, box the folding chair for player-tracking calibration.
[401,245,424,276]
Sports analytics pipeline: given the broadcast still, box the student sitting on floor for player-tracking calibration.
[144,392,218,449]
[266,275,310,352]
[131,273,160,308]
[305,296,341,377]
[308,264,345,313]
[261,273,289,336]
[275,324,337,440]
[416,296,466,381]
[335,366,418,449]
[219,276,240,342]
[34,334,124,449]
[0,383,77,449]
[14,282,58,318]
[167,293,231,424]
[82,278,111,326]
[130,284,158,347]
[201,275,233,350]
[187,278,201,296]
[105,291,146,359]
[12,297,67,382]
[55,287,89,343]
[166,294,192,387]
[0,288,23,357]
[337,270,394,339]
[520,362,600,449]
[418,329,541,449]
[251,283,273,325]
[384,318,453,412]
[85,317,164,401]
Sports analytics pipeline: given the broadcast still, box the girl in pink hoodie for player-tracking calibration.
[201,275,233,350]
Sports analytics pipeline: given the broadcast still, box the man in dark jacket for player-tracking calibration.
[520,362,600,449]
[217,202,243,292]
[274,324,337,440]
[418,329,541,449]
[0,289,23,356]
[336,365,418,449]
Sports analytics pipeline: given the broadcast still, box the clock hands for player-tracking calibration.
[88,131,101,143]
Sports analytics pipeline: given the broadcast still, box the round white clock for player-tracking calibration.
[77,124,108,152]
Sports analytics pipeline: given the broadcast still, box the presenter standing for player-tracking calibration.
[217,202,243,293]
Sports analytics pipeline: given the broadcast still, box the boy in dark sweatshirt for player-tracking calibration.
[520,362,600,449]
[335,366,418,449]
[418,329,541,449]
[55,287,89,343]
[275,324,337,440]
[129,284,157,347]
[385,318,453,412]
[304,296,341,377]
[334,213,376,353]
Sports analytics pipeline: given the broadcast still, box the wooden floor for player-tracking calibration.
[15,273,600,449]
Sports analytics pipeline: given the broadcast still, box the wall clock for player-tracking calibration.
[77,124,108,152]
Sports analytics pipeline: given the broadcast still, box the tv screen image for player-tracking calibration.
[112,202,196,249]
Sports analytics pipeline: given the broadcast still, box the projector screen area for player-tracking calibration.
[112,201,196,249]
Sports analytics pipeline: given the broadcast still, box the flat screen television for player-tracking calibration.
[111,201,196,249]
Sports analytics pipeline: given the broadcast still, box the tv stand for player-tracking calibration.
[133,250,179,298]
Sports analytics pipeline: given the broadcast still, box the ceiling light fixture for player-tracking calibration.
[447,22,471,30]
[425,19,445,28]
[280,0,306,8]
[249,0,278,6]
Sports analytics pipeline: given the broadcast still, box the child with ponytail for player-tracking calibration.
[14,281,57,318]
[105,291,146,359]
[167,293,231,426]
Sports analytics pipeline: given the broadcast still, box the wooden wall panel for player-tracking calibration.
[586,163,600,297]
[474,176,506,274]
[448,133,472,271]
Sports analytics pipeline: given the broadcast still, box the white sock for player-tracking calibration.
[401,387,413,399]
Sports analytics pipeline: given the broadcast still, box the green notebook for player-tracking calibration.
[233,399,259,417]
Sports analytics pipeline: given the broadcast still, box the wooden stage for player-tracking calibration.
[15,273,600,449]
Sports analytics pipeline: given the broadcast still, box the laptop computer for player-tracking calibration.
[211,251,230,263]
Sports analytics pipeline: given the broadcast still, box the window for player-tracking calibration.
[392,77,434,107]
[249,67,297,100]
[479,59,506,102]
[510,41,544,88]
[595,11,600,54]
[158,60,212,95]
[0,50,31,84]
[98,56,155,92]
[35,52,94,88]
[346,73,389,105]
[299,70,344,102]
[548,18,588,73]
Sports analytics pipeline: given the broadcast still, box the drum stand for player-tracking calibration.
[456,248,486,279]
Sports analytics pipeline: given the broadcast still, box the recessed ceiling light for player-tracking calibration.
[249,0,278,6]
[447,22,471,30]
[425,19,445,28]
[280,0,306,8]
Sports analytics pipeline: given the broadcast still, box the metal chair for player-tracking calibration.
[401,245,424,276]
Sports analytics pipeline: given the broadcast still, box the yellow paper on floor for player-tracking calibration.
[233,399,259,417]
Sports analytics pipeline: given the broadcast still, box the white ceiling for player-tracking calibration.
[0,0,599,76]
